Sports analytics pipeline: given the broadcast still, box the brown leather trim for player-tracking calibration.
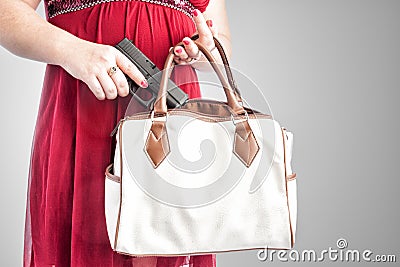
[105,164,121,183]
[191,34,242,103]
[143,105,261,168]
[114,120,125,250]
[126,110,271,123]
[114,245,291,257]
[125,99,270,120]
[144,121,171,168]
[287,173,297,181]
[213,36,243,102]
[181,99,265,118]
[183,100,236,117]
[155,54,175,115]
[123,99,272,124]
[195,41,245,114]
[281,127,295,248]
[155,40,245,116]
[233,120,260,167]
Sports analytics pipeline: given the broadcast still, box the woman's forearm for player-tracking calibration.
[190,0,232,72]
[0,0,84,67]
[0,0,148,100]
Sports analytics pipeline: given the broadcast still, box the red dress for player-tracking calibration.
[24,0,216,266]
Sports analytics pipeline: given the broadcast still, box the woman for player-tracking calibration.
[0,0,232,266]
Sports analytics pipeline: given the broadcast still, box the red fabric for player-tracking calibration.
[190,0,210,12]
[24,1,216,266]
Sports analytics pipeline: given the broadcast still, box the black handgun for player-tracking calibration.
[115,38,188,109]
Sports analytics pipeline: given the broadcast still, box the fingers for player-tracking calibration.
[109,67,129,97]
[173,46,189,65]
[182,37,200,58]
[98,71,118,99]
[173,12,218,66]
[115,50,148,88]
[68,42,149,101]
[192,9,213,41]
[206,19,218,38]
[173,43,201,65]
[87,47,148,101]
[87,77,106,100]
[99,49,148,100]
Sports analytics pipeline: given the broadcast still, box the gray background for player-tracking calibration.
[0,0,399,265]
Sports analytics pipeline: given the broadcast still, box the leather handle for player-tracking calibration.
[153,39,245,116]
[190,34,242,103]
[145,39,260,169]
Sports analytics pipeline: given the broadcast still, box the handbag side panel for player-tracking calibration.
[282,127,297,246]
[105,127,123,250]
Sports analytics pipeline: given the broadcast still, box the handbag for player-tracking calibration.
[104,38,297,256]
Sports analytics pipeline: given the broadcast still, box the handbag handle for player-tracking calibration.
[153,39,245,116]
[190,34,242,103]
[145,39,260,169]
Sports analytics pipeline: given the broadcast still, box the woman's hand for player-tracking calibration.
[61,39,148,100]
[173,9,218,66]
[0,1,149,101]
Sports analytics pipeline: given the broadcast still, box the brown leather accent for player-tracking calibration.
[115,245,291,257]
[123,99,272,123]
[182,99,266,118]
[144,121,171,168]
[281,127,295,248]
[233,120,260,167]
[195,41,244,114]
[154,54,175,115]
[191,34,242,103]
[287,173,297,181]
[154,39,245,116]
[114,120,125,250]
[125,110,271,123]
[105,164,121,183]
[183,100,236,117]
[150,40,261,168]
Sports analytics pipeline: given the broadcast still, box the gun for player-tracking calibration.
[115,38,188,109]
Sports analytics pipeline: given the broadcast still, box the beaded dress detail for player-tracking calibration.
[46,0,196,18]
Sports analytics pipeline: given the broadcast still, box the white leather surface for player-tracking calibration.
[105,115,297,256]
[104,178,120,249]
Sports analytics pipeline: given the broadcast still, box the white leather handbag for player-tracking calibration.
[105,39,297,257]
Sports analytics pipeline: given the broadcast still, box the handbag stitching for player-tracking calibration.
[114,245,292,257]
[287,173,297,181]
[143,121,171,168]
[105,164,121,183]
[114,120,125,250]
[232,121,260,167]
[281,127,295,248]
[124,111,272,123]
